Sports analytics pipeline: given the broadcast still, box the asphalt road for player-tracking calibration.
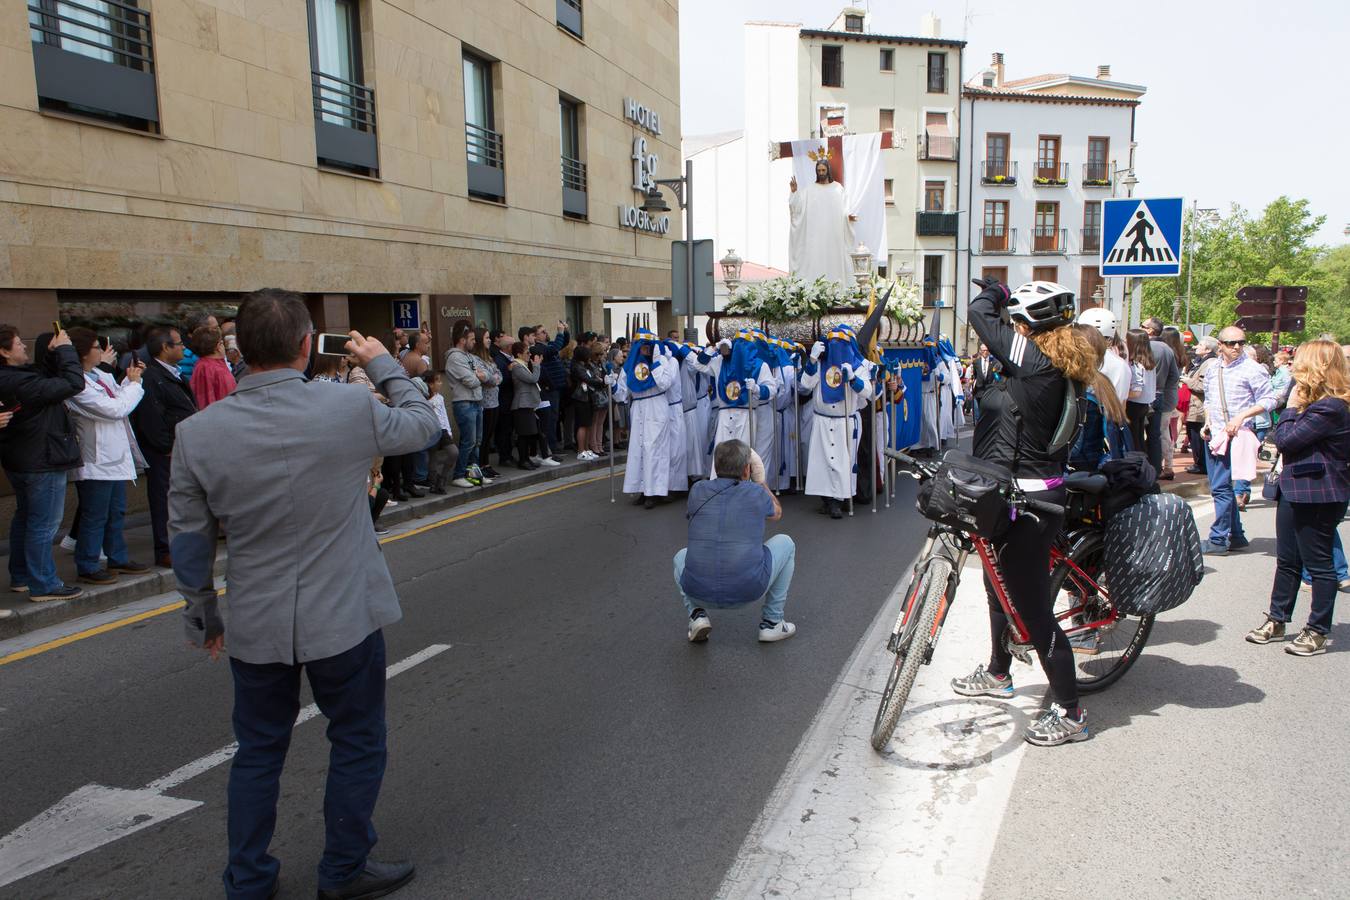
[0,473,923,900]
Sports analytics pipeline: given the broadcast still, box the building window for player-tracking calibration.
[556,0,582,39]
[564,296,588,335]
[1032,265,1059,283]
[1034,201,1060,252]
[924,180,945,212]
[884,178,894,205]
[844,13,864,32]
[981,266,1008,285]
[307,0,378,175]
[1036,135,1062,180]
[464,50,505,201]
[922,256,943,305]
[821,45,842,87]
[1083,201,1102,253]
[984,132,1010,179]
[982,200,1009,252]
[922,111,954,160]
[560,95,587,219]
[879,108,894,131]
[926,52,947,93]
[1079,267,1103,307]
[1085,136,1110,183]
[28,0,159,130]
[473,295,503,333]
[879,48,894,71]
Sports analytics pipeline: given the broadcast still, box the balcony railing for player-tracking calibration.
[28,0,159,126]
[926,66,948,93]
[1033,227,1067,254]
[979,227,1016,255]
[1081,228,1102,255]
[562,155,587,218]
[921,129,956,160]
[1082,161,1111,186]
[922,284,954,306]
[916,211,958,237]
[467,122,505,200]
[981,160,1016,184]
[312,70,378,173]
[1033,162,1069,186]
[556,0,582,38]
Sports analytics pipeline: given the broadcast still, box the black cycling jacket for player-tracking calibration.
[967,287,1070,480]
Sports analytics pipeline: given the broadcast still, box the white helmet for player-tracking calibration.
[1007,281,1076,333]
[1077,306,1118,341]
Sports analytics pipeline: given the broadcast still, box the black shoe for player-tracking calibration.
[829,500,843,520]
[108,559,151,574]
[428,486,448,495]
[78,569,118,585]
[643,497,656,509]
[317,859,415,900]
[483,467,502,478]
[405,487,426,499]
[392,491,411,502]
[29,584,83,602]
[631,494,647,506]
[373,525,390,536]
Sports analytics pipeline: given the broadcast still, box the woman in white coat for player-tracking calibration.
[800,323,875,519]
[64,328,150,584]
[612,329,677,508]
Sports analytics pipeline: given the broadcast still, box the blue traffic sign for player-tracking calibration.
[391,299,420,330]
[1101,197,1183,277]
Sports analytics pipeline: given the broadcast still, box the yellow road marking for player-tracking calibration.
[0,470,618,667]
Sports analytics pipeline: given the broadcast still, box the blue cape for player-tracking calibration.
[716,329,758,408]
[624,328,661,392]
[821,323,865,404]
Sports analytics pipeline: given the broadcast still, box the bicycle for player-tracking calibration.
[870,449,1154,751]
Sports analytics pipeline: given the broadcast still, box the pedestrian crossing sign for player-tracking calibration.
[1101,197,1183,277]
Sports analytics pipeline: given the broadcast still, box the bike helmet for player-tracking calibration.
[1006,281,1076,333]
[1077,306,1118,341]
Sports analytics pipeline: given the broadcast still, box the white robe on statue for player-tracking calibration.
[788,180,854,285]
[801,361,875,500]
[613,354,677,497]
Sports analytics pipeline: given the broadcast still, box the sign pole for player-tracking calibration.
[608,386,616,503]
[1271,286,1283,354]
[871,391,878,514]
[845,381,855,517]
[684,159,695,340]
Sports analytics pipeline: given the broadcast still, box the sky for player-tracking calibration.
[679,0,1348,247]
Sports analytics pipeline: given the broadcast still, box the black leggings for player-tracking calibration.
[1125,402,1150,457]
[984,486,1078,708]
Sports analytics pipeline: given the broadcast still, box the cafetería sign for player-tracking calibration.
[619,96,671,236]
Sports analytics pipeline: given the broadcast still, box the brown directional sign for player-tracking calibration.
[1236,285,1308,303]
[1237,315,1305,334]
[1237,299,1307,317]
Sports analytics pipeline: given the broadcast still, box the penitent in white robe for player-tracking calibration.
[680,356,712,479]
[691,355,776,475]
[788,180,855,285]
[613,355,677,497]
[800,361,875,500]
[663,366,688,487]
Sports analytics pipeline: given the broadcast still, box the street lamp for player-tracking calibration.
[1183,202,1220,328]
[641,159,697,341]
[719,247,743,295]
[850,243,874,293]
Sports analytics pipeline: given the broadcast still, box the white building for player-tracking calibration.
[685,9,965,318]
[956,55,1146,345]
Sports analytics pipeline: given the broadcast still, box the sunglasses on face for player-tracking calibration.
[1220,340,1245,348]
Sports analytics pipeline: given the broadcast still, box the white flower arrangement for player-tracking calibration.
[726,275,857,321]
[867,275,923,324]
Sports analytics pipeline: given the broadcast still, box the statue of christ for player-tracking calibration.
[788,159,857,286]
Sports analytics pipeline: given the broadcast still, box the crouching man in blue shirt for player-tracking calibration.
[673,438,796,643]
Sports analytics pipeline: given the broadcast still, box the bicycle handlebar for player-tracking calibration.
[883,447,1067,518]
[1023,496,1065,517]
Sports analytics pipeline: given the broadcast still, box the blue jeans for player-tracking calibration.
[452,400,481,478]
[74,480,129,575]
[673,533,795,624]
[1233,426,1268,497]
[7,469,68,594]
[1304,529,1348,584]
[1206,447,1246,547]
[224,630,388,899]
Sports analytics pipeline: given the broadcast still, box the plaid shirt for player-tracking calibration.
[1273,398,1350,504]
[1203,356,1275,430]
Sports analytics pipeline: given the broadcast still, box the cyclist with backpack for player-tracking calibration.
[950,279,1104,747]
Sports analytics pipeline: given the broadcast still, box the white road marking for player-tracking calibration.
[0,643,451,889]
[717,560,1048,900]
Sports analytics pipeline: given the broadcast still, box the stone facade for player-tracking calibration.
[0,0,683,344]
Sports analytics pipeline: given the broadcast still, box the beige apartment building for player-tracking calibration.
[0,0,681,353]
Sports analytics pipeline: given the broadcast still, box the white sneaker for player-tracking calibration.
[540,457,561,467]
[529,456,543,465]
[59,535,77,552]
[576,450,592,461]
[385,498,399,507]
[758,621,797,643]
[688,613,711,642]
[451,478,475,488]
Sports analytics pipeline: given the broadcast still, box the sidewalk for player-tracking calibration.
[0,451,625,639]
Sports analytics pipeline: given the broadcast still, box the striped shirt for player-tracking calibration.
[1203,356,1275,430]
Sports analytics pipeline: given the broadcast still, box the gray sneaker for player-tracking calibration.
[1245,616,1286,644]
[951,664,1013,698]
[1025,704,1090,747]
[1286,627,1327,657]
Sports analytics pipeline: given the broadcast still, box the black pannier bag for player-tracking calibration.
[1102,492,1204,616]
[916,450,1013,539]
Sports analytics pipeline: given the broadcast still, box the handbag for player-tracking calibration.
[1261,449,1282,501]
[915,449,1013,540]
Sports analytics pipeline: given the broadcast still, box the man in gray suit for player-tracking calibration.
[170,289,439,900]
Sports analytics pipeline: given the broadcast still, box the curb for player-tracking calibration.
[0,454,625,640]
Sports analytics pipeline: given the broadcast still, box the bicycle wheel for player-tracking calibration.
[871,556,951,751]
[1051,537,1153,694]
